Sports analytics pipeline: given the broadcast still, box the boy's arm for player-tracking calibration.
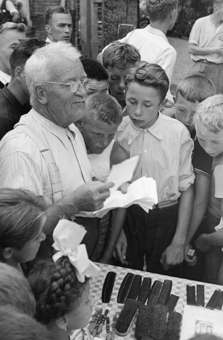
[185,172,211,253]
[188,43,223,56]
[110,141,129,165]
[99,141,129,263]
[161,184,194,270]
[195,199,223,251]
[99,208,127,263]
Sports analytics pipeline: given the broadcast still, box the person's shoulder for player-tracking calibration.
[160,114,190,135]
[193,15,210,27]
[111,141,129,166]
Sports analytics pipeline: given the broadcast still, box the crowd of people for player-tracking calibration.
[1,0,223,339]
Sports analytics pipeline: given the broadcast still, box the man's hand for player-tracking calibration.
[160,241,184,271]
[194,233,210,252]
[114,229,128,265]
[73,181,114,212]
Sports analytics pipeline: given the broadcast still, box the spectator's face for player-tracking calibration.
[195,120,223,157]
[85,79,108,96]
[43,59,87,127]
[175,93,198,132]
[80,118,119,154]
[46,13,72,42]
[12,215,46,263]
[107,63,135,107]
[126,82,162,129]
[0,30,26,74]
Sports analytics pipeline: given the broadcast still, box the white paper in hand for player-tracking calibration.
[107,155,139,192]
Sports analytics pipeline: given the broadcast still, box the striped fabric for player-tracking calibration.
[116,113,195,202]
[0,109,92,203]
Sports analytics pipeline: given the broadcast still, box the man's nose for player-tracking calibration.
[76,82,87,97]
[119,77,125,89]
[64,25,70,33]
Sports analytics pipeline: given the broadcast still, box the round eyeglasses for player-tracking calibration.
[45,78,90,93]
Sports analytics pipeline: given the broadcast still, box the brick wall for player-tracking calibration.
[29,0,61,39]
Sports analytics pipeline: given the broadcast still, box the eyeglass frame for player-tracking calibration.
[45,78,91,93]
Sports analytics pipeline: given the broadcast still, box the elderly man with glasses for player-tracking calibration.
[0,41,114,260]
[0,22,27,88]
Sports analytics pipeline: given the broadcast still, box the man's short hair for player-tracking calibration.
[84,92,122,125]
[10,38,46,77]
[147,0,178,22]
[44,5,70,25]
[24,41,82,106]
[194,94,223,133]
[176,74,216,103]
[0,21,27,35]
[102,41,141,69]
[0,262,35,315]
[125,61,169,102]
[81,58,108,81]
[0,306,51,340]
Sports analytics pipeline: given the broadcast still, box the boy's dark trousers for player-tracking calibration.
[124,203,184,278]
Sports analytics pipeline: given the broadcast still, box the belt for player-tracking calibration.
[152,200,178,210]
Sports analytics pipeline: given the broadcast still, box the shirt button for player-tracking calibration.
[144,150,147,153]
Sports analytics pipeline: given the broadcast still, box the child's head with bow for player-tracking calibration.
[28,220,99,339]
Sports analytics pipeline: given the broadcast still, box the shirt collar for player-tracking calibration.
[127,113,163,145]
[27,109,76,150]
[0,70,11,85]
[46,37,52,43]
[146,25,168,41]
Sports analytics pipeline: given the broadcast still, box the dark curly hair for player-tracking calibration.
[27,256,88,325]
[125,61,169,102]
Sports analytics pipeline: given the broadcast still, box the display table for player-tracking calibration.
[90,263,222,340]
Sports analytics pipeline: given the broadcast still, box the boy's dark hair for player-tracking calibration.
[125,61,169,102]
[0,306,51,340]
[84,92,122,125]
[44,5,70,25]
[28,257,88,325]
[147,0,178,22]
[81,58,108,81]
[10,38,46,77]
[102,41,140,69]
[0,262,36,316]
[176,74,216,103]
[0,188,47,255]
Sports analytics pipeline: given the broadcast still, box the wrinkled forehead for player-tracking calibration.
[48,57,86,82]
[86,79,108,92]
[0,29,26,44]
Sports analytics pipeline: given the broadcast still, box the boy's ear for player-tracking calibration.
[2,248,14,260]
[45,24,51,35]
[14,66,24,83]
[55,315,68,331]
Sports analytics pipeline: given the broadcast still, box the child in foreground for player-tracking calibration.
[28,220,99,340]
[194,94,223,284]
[0,188,46,271]
[115,61,194,276]
[77,92,128,263]
[163,75,216,273]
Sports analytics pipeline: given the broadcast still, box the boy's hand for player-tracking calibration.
[160,242,184,271]
[194,233,210,252]
[113,229,128,265]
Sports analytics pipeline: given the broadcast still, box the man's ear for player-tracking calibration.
[45,24,51,35]
[55,315,68,331]
[36,85,48,105]
[2,248,14,260]
[14,66,24,83]
[75,119,83,130]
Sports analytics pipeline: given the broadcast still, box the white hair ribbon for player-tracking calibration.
[52,219,100,283]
